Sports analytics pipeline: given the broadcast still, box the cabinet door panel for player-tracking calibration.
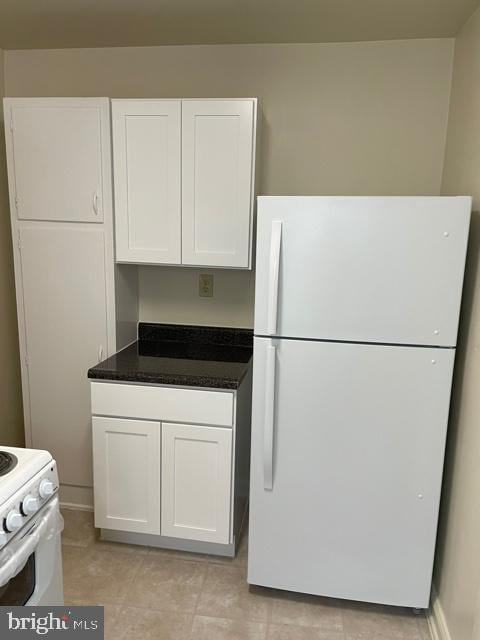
[6,98,109,223]
[182,100,255,268]
[93,416,161,534]
[112,100,181,264]
[161,423,232,544]
[19,223,109,488]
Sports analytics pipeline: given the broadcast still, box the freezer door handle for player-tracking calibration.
[267,220,282,335]
[264,343,276,490]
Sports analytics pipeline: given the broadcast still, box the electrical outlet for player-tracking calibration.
[199,273,214,298]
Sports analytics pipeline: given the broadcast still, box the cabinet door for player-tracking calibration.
[112,100,181,264]
[181,100,256,268]
[93,416,161,534]
[161,423,232,544]
[5,98,109,223]
[19,223,109,488]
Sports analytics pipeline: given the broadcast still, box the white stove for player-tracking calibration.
[0,446,64,605]
[0,447,53,505]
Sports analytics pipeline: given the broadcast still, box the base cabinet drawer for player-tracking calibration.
[161,423,232,544]
[91,381,234,427]
[92,416,161,534]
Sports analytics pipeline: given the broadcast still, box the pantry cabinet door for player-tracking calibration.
[92,416,161,534]
[19,223,109,489]
[181,100,256,268]
[112,100,181,264]
[4,98,109,223]
[161,423,232,544]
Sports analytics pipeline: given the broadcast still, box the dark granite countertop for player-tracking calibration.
[88,323,253,390]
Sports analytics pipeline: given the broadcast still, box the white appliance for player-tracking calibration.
[0,446,64,605]
[247,196,471,609]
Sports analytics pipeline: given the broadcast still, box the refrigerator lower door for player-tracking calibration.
[248,336,455,608]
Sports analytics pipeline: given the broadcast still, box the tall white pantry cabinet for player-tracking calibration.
[3,98,139,507]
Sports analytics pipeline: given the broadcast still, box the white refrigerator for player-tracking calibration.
[247,196,471,609]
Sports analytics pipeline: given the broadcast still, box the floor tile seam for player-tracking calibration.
[116,553,146,605]
[268,620,348,638]
[119,602,200,617]
[268,619,346,632]
[185,612,196,639]
[414,613,429,637]
[192,613,270,636]
[145,547,208,562]
[108,603,126,635]
[192,559,210,616]
[62,541,91,550]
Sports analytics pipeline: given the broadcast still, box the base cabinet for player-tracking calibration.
[90,376,252,555]
[92,416,161,534]
[161,423,232,544]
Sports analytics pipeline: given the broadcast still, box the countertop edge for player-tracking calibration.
[87,366,249,390]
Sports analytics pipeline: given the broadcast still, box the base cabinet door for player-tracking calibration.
[93,416,161,534]
[161,423,232,544]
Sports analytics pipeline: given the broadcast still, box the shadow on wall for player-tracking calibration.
[0,119,24,447]
[434,209,480,581]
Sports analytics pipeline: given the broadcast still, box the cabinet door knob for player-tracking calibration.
[93,192,99,215]
[98,345,104,362]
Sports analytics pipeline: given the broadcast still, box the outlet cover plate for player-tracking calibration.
[199,273,214,297]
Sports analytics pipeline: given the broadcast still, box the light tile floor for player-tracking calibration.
[61,509,431,640]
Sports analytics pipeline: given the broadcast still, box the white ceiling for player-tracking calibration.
[0,0,478,50]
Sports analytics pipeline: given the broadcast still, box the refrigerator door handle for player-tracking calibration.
[267,220,282,335]
[264,343,276,490]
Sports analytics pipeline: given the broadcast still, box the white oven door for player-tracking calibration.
[0,497,64,606]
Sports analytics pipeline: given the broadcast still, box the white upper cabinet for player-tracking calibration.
[112,98,257,269]
[4,98,110,223]
[112,100,181,264]
[181,100,256,268]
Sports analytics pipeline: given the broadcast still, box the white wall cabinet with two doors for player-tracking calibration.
[91,375,251,553]
[112,98,257,268]
[3,97,139,508]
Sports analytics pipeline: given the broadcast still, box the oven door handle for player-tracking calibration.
[0,501,63,588]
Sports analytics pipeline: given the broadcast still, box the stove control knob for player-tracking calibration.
[39,479,55,500]
[5,510,23,532]
[0,531,8,547]
[22,495,40,515]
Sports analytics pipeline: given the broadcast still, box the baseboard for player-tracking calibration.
[101,528,236,557]
[60,502,94,512]
[59,484,93,511]
[428,587,452,640]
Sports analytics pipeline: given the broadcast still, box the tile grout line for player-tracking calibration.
[190,551,210,633]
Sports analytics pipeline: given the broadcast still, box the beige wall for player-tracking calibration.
[435,8,480,640]
[4,39,454,327]
[0,49,24,446]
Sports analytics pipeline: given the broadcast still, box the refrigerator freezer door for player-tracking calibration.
[254,196,470,346]
[248,337,455,607]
